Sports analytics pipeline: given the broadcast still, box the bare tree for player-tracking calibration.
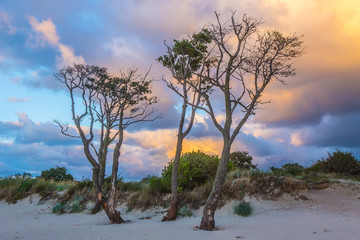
[187,12,303,230]
[157,29,211,221]
[55,64,159,223]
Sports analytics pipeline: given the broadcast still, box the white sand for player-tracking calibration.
[1,182,359,240]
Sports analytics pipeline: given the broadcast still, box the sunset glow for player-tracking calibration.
[0,0,359,180]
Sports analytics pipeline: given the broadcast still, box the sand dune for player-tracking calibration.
[1,181,359,240]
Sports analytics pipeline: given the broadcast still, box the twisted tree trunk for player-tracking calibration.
[92,166,124,224]
[200,142,231,230]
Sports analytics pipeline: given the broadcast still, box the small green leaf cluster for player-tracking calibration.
[157,29,212,80]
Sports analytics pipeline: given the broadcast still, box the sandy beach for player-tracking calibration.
[1,181,359,240]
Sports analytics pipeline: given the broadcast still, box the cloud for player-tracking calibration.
[0,10,16,34]
[289,113,360,148]
[254,72,360,127]
[0,112,80,146]
[28,16,85,67]
[7,96,30,103]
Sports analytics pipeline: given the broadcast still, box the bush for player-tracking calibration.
[307,150,360,175]
[162,151,220,191]
[230,151,256,170]
[149,176,170,194]
[177,205,194,217]
[40,167,74,181]
[270,163,304,176]
[233,201,252,217]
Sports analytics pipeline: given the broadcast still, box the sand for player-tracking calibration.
[1,181,359,240]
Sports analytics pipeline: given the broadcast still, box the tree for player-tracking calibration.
[55,64,159,223]
[157,29,211,221]
[230,151,256,170]
[186,12,303,230]
[40,167,74,181]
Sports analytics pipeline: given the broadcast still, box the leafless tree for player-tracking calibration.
[55,64,160,223]
[187,12,303,230]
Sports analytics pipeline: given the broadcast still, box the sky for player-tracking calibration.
[0,0,359,180]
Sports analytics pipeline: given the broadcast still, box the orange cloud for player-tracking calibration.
[125,129,223,161]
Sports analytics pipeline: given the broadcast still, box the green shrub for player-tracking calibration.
[306,160,328,173]
[281,163,304,176]
[162,151,220,191]
[307,151,360,175]
[149,176,170,194]
[270,163,304,176]
[52,202,67,214]
[233,201,252,217]
[230,151,256,170]
[41,167,74,181]
[177,205,194,217]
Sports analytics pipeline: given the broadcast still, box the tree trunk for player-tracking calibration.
[91,147,107,214]
[162,135,183,221]
[91,199,101,214]
[92,164,124,224]
[199,141,231,230]
[100,128,124,224]
[96,192,125,224]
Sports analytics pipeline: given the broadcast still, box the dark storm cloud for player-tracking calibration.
[294,113,360,148]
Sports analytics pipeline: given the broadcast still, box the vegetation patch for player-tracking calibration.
[233,201,252,217]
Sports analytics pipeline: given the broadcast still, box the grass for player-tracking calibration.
[1,167,358,214]
[0,177,76,203]
[52,202,67,214]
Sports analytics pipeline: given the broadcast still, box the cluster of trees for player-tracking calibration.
[56,12,303,229]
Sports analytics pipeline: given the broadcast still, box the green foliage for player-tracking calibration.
[118,180,145,192]
[162,151,220,191]
[307,150,360,175]
[32,179,57,197]
[233,201,252,217]
[270,163,304,176]
[149,176,170,194]
[16,179,35,194]
[52,202,67,214]
[157,29,212,80]
[177,205,194,217]
[40,167,74,181]
[230,151,256,170]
